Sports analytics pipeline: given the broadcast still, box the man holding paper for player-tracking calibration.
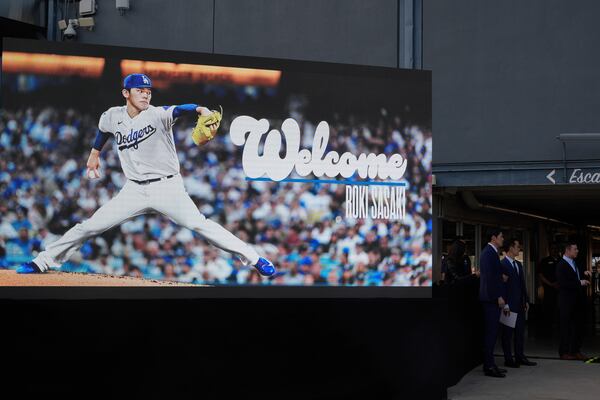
[500,238,537,368]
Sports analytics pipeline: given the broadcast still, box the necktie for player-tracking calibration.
[513,260,519,275]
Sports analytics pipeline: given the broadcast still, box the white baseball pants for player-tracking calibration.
[33,174,260,271]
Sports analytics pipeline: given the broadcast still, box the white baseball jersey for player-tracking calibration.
[99,105,179,181]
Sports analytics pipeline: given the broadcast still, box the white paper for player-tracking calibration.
[500,311,518,328]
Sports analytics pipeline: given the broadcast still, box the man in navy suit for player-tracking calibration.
[556,241,591,360]
[500,238,537,368]
[479,228,508,377]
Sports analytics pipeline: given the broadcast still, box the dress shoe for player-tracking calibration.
[483,367,505,378]
[574,353,589,361]
[516,357,537,366]
[504,359,520,368]
[496,367,507,373]
[560,354,577,360]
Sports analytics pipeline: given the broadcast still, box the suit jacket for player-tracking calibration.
[479,244,504,303]
[556,258,586,303]
[501,258,529,312]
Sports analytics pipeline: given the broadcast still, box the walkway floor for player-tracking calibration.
[448,329,600,400]
[448,358,600,400]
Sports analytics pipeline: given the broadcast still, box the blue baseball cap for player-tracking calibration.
[123,73,152,89]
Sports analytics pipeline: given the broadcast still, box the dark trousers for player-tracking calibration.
[558,295,584,356]
[502,308,525,361]
[542,286,558,329]
[482,302,501,369]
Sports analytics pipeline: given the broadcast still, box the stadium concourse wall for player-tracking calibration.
[0,1,485,399]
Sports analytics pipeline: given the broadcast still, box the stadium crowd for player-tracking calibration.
[0,100,432,286]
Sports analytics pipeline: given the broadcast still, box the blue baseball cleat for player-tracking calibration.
[16,261,43,274]
[254,257,276,277]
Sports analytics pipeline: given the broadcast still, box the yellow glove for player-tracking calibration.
[191,106,223,146]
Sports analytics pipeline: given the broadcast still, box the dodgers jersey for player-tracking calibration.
[99,105,178,181]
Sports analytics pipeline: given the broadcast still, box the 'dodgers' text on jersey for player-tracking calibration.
[98,105,178,181]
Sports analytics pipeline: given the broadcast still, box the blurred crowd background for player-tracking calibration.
[0,76,432,286]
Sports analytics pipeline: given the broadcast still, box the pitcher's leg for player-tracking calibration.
[197,218,261,266]
[33,183,147,271]
[157,195,259,265]
[150,176,260,266]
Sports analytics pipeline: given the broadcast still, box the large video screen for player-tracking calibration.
[0,39,431,293]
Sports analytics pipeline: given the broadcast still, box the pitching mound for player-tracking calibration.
[0,269,198,286]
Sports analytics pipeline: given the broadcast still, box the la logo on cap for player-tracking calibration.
[142,75,149,84]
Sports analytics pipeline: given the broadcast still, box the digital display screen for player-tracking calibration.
[0,39,431,295]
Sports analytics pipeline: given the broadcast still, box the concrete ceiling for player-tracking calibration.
[468,185,600,226]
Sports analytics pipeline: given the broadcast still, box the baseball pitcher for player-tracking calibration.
[17,74,276,278]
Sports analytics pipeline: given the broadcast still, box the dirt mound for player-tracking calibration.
[0,269,197,286]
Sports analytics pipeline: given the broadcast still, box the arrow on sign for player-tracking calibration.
[546,169,556,184]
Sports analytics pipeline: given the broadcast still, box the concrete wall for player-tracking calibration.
[213,0,398,66]
[70,0,412,68]
[73,0,214,53]
[424,0,600,165]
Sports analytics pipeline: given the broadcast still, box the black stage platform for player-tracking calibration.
[0,281,488,399]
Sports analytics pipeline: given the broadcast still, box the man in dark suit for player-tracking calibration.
[556,241,591,360]
[479,228,508,377]
[500,238,537,368]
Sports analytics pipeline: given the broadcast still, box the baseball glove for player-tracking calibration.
[191,106,223,146]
